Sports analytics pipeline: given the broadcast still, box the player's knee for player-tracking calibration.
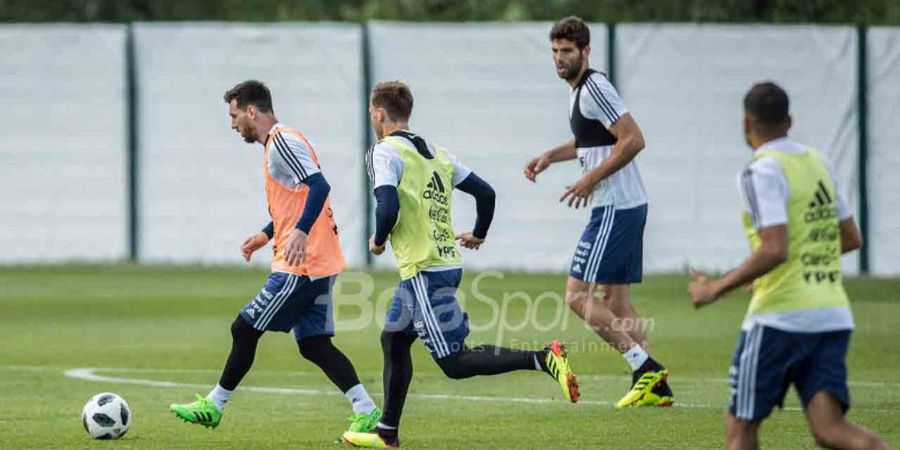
[811,427,838,448]
[436,354,471,380]
[439,365,469,379]
[863,431,889,450]
[297,336,333,363]
[230,315,260,342]
[381,331,400,358]
[599,286,613,304]
[381,331,414,364]
[380,330,394,349]
[565,289,586,312]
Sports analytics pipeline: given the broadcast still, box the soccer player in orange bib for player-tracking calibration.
[169,80,382,435]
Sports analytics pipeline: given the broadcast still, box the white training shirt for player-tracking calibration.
[570,72,648,210]
[267,122,321,187]
[737,137,854,333]
[368,132,472,189]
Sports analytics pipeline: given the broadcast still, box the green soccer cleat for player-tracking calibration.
[169,394,222,429]
[347,407,383,433]
[615,369,669,408]
[341,431,399,448]
[543,340,580,403]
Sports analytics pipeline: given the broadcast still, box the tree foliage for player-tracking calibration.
[1,0,898,24]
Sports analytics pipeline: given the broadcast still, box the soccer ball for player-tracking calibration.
[81,392,131,439]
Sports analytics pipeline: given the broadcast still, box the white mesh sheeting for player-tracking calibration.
[868,27,900,275]
[134,23,365,267]
[617,24,859,274]
[0,25,127,262]
[368,22,608,272]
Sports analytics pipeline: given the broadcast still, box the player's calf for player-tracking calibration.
[806,392,889,450]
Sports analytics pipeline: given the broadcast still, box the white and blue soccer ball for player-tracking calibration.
[81,392,131,439]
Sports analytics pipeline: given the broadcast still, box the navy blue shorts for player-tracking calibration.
[239,272,335,341]
[728,324,852,421]
[384,269,469,360]
[569,204,646,284]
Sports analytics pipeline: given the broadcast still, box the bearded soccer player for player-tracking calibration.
[168,80,382,436]
[341,81,579,448]
[689,82,888,450]
[524,16,674,407]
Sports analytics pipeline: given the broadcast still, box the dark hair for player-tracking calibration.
[371,81,414,122]
[550,16,590,49]
[223,80,273,113]
[744,81,789,125]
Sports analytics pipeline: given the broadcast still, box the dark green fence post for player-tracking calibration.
[361,22,373,267]
[607,22,617,86]
[857,25,870,274]
[126,23,139,262]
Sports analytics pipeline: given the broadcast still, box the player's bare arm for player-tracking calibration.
[524,138,577,182]
[368,234,385,255]
[455,231,484,250]
[559,113,645,208]
[240,231,270,262]
[688,225,788,308]
[839,217,862,253]
[283,228,308,266]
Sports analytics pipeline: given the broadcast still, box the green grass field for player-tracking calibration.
[1,265,898,449]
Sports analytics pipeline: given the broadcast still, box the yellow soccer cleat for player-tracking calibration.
[633,390,675,407]
[543,340,580,403]
[616,369,669,408]
[341,431,399,448]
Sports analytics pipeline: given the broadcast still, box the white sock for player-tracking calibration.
[623,345,649,372]
[533,353,543,371]
[344,384,377,415]
[207,384,234,412]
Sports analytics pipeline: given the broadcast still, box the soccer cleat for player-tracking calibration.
[169,394,222,429]
[634,390,675,407]
[542,340,580,403]
[637,378,675,407]
[347,408,383,433]
[341,431,399,448]
[615,369,669,408]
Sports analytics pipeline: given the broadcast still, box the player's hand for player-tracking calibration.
[560,175,595,209]
[688,269,720,309]
[524,155,551,182]
[283,228,308,266]
[456,231,485,250]
[369,234,386,256]
[240,232,270,262]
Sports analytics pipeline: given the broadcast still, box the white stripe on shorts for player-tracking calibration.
[736,325,763,419]
[255,274,297,330]
[586,207,616,283]
[412,274,449,357]
[582,208,610,282]
[417,274,450,357]
[746,326,763,418]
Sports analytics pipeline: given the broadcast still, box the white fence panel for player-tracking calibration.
[368,22,608,272]
[0,25,127,262]
[134,22,365,267]
[867,27,900,275]
[617,24,859,274]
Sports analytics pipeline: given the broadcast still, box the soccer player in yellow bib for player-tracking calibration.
[341,81,579,449]
[689,82,888,450]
